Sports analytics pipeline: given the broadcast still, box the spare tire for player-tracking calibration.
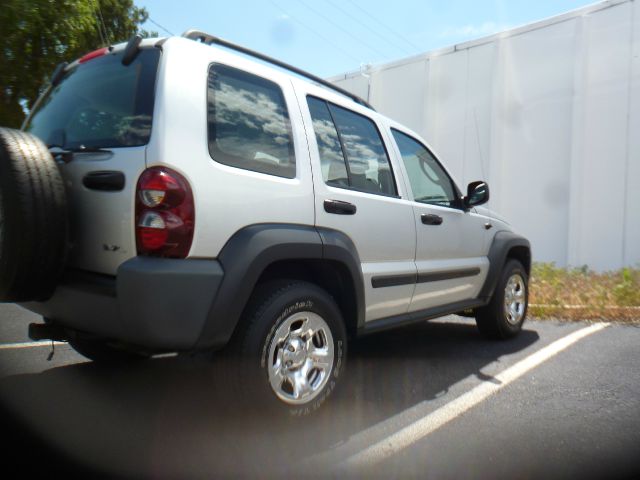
[0,127,68,302]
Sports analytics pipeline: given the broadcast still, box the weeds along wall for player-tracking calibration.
[330,0,640,271]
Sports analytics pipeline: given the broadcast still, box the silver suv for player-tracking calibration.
[0,31,531,415]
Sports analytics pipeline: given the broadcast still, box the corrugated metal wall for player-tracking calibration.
[331,0,640,271]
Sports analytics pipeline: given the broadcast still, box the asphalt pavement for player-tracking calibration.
[1,303,639,479]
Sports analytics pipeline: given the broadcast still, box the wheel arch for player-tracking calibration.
[253,259,361,339]
[195,224,364,349]
[506,245,531,276]
[478,231,531,301]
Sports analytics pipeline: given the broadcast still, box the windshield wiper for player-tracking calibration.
[47,144,113,163]
[48,144,111,152]
[74,146,112,153]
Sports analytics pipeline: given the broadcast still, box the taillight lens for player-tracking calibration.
[135,167,194,258]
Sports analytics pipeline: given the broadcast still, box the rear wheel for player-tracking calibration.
[475,259,528,339]
[227,281,347,416]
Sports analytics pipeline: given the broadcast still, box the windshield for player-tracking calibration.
[25,48,160,150]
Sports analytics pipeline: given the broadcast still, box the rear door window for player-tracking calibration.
[307,97,349,188]
[207,64,295,178]
[307,96,397,196]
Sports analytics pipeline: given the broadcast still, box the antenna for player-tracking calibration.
[473,108,488,183]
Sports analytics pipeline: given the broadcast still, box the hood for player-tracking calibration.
[474,206,510,226]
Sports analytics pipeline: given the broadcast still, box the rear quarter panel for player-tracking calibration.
[147,38,315,258]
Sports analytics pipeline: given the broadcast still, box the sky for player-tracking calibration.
[137,0,598,77]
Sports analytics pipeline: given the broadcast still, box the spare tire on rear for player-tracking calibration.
[0,127,68,302]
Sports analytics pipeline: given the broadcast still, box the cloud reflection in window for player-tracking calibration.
[207,65,295,178]
[329,104,396,196]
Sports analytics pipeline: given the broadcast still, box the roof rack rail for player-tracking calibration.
[181,29,374,110]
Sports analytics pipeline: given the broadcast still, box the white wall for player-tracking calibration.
[331,0,640,271]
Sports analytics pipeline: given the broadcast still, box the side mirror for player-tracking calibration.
[464,181,489,208]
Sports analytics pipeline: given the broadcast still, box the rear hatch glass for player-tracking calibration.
[23,48,160,276]
[26,48,159,149]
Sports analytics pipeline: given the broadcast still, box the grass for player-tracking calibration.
[528,263,640,322]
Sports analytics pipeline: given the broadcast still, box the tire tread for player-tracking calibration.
[0,127,68,302]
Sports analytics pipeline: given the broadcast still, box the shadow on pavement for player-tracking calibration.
[0,319,539,478]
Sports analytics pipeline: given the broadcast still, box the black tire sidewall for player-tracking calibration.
[239,282,347,417]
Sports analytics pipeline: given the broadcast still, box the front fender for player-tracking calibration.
[478,231,531,300]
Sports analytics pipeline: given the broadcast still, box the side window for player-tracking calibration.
[207,64,295,178]
[329,104,397,196]
[307,96,397,196]
[307,97,349,188]
[391,129,458,208]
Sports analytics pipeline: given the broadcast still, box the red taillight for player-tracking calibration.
[135,167,194,258]
[79,47,109,63]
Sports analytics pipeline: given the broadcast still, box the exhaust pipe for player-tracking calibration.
[28,322,68,342]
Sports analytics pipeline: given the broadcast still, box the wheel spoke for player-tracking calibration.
[266,310,335,405]
[269,351,286,392]
[272,329,290,346]
[503,273,527,325]
[308,347,331,370]
[291,371,311,400]
[270,368,285,392]
[302,315,325,340]
[290,316,308,336]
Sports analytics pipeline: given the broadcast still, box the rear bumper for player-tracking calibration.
[20,257,224,350]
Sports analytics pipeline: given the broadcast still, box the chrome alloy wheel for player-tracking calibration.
[267,311,334,405]
[504,273,526,325]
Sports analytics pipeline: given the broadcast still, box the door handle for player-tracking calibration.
[83,171,125,191]
[421,213,443,225]
[324,199,357,215]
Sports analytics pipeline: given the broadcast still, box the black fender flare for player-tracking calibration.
[195,224,364,349]
[478,231,531,301]
[317,226,366,330]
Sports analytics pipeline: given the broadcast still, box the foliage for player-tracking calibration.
[612,268,640,307]
[0,0,156,128]
[529,262,640,321]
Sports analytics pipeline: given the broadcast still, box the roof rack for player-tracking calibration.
[181,30,374,110]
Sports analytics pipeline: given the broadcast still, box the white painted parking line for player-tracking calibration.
[0,341,65,350]
[339,322,608,468]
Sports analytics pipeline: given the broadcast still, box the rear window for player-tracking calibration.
[25,48,160,149]
[207,64,296,178]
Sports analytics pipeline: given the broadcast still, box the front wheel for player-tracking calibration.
[475,259,528,339]
[228,281,347,416]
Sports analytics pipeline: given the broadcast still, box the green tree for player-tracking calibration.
[0,0,155,128]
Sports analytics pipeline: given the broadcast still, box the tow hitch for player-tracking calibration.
[28,322,69,342]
